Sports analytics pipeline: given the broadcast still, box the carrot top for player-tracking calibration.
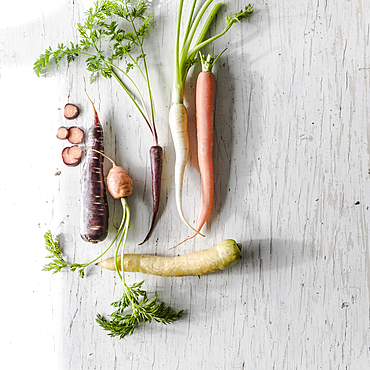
[172,1,254,104]
[199,48,227,72]
[34,0,159,145]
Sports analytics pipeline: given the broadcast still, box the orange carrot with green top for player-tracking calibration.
[177,52,225,245]
[194,53,218,235]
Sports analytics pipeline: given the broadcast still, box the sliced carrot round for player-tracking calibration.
[67,126,85,144]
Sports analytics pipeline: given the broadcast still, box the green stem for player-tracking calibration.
[187,25,231,61]
[188,5,255,60]
[193,3,222,49]
[181,0,197,53]
[114,197,130,286]
[114,238,123,282]
[178,0,215,78]
[60,48,152,133]
[199,48,227,72]
[120,198,130,286]
[199,53,213,72]
[173,0,185,104]
[125,52,152,120]
[172,0,221,103]
[79,218,125,267]
[127,10,158,145]
[110,68,154,137]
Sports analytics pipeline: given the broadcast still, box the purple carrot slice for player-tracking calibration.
[64,103,80,120]
[56,126,70,140]
[62,146,83,166]
[68,145,83,160]
[67,126,85,144]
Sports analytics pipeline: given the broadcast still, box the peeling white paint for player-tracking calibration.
[1,0,370,369]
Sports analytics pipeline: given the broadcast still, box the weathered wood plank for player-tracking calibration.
[1,0,370,368]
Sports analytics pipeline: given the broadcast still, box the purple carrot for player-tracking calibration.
[139,145,163,245]
[80,91,109,243]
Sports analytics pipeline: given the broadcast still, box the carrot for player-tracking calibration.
[67,126,85,144]
[62,145,83,167]
[107,165,133,199]
[194,55,216,234]
[64,103,79,119]
[80,90,109,243]
[170,1,254,234]
[96,239,242,277]
[169,103,201,235]
[56,126,69,140]
[139,145,163,245]
[43,150,134,277]
[176,52,226,246]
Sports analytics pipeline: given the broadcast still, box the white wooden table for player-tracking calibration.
[1,0,370,368]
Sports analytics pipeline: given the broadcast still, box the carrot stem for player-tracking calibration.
[173,0,185,104]
[179,0,215,79]
[193,3,222,48]
[188,4,254,60]
[114,197,130,286]
[181,0,197,52]
[126,7,158,145]
[110,68,154,137]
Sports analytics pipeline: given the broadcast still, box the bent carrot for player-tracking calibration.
[96,239,242,277]
[139,145,163,245]
[169,103,203,235]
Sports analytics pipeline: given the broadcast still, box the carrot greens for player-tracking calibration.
[34,0,155,131]
[95,198,183,338]
[43,196,182,338]
[172,1,254,105]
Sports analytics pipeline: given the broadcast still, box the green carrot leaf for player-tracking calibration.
[96,281,183,338]
[225,4,255,28]
[42,231,68,273]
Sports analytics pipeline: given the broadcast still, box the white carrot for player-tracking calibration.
[169,103,200,234]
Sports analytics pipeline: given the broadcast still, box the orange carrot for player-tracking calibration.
[195,67,215,234]
[176,52,225,246]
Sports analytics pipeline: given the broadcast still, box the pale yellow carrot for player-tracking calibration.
[96,239,242,277]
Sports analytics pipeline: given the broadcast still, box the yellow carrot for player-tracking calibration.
[97,239,242,277]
